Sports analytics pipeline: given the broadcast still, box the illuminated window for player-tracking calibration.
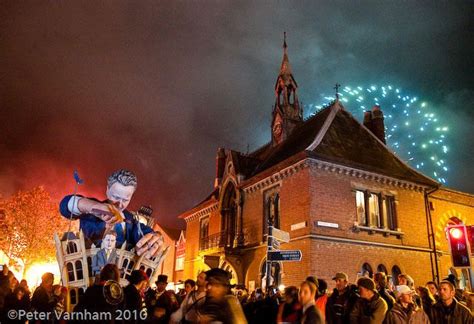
[368,193,381,227]
[355,190,397,230]
[200,217,209,240]
[356,191,367,226]
[175,257,185,271]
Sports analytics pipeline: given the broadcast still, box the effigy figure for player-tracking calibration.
[59,169,163,258]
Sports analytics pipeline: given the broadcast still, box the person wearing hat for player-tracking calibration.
[429,280,472,324]
[124,269,148,322]
[145,274,179,323]
[197,268,247,324]
[385,285,429,324]
[326,272,359,324]
[349,277,388,324]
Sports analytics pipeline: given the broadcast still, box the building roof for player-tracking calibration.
[179,101,438,219]
[158,225,182,241]
[248,101,437,186]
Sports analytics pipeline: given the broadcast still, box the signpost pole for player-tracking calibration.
[265,216,273,292]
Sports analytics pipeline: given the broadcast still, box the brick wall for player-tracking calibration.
[181,162,474,290]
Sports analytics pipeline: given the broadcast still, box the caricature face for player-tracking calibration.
[106,182,135,211]
[103,234,117,250]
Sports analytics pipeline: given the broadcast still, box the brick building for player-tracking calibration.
[178,39,473,290]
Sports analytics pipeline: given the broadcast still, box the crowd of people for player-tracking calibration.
[0,262,473,323]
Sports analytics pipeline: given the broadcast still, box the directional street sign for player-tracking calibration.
[271,227,290,243]
[268,250,302,262]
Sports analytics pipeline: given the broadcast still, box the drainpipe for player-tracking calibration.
[424,186,440,284]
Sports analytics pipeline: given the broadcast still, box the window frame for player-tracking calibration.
[354,189,399,234]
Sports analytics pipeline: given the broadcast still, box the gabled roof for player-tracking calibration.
[160,226,182,241]
[248,101,437,186]
[179,101,438,218]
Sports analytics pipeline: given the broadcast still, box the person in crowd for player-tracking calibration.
[197,268,247,324]
[387,275,395,293]
[170,272,207,324]
[349,277,388,324]
[315,279,328,319]
[416,286,436,317]
[326,272,359,324]
[3,286,30,324]
[243,288,265,323]
[429,280,472,324]
[276,286,301,324]
[397,274,414,289]
[0,268,14,312]
[18,280,31,300]
[385,285,430,324]
[123,270,149,323]
[425,281,439,301]
[184,279,196,295]
[31,272,58,316]
[463,291,474,313]
[74,264,123,323]
[373,272,396,310]
[145,274,179,323]
[443,274,464,302]
[299,280,323,324]
[59,169,163,255]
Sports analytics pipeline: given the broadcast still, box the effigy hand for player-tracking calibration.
[89,202,122,227]
[135,232,164,258]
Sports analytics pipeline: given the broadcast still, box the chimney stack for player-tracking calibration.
[363,105,386,144]
[214,148,226,188]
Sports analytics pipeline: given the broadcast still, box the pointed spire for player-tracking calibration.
[280,32,291,75]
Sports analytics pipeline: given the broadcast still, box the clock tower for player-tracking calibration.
[271,33,303,146]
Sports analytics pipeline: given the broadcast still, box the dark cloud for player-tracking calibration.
[0,1,472,227]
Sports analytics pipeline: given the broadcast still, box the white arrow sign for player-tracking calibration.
[271,227,290,243]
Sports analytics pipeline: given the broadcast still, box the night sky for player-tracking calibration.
[1,1,473,228]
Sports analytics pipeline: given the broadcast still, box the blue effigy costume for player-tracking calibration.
[59,195,154,249]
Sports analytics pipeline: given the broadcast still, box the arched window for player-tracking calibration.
[140,265,145,271]
[67,242,78,254]
[391,265,402,286]
[361,263,373,278]
[263,187,280,241]
[221,183,237,248]
[377,264,388,275]
[146,268,153,278]
[122,259,129,269]
[75,260,83,280]
[67,262,75,281]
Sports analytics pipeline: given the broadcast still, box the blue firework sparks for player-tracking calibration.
[308,84,450,184]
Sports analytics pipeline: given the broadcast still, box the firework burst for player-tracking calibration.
[308,84,449,184]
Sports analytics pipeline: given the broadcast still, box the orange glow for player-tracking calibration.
[24,262,61,289]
